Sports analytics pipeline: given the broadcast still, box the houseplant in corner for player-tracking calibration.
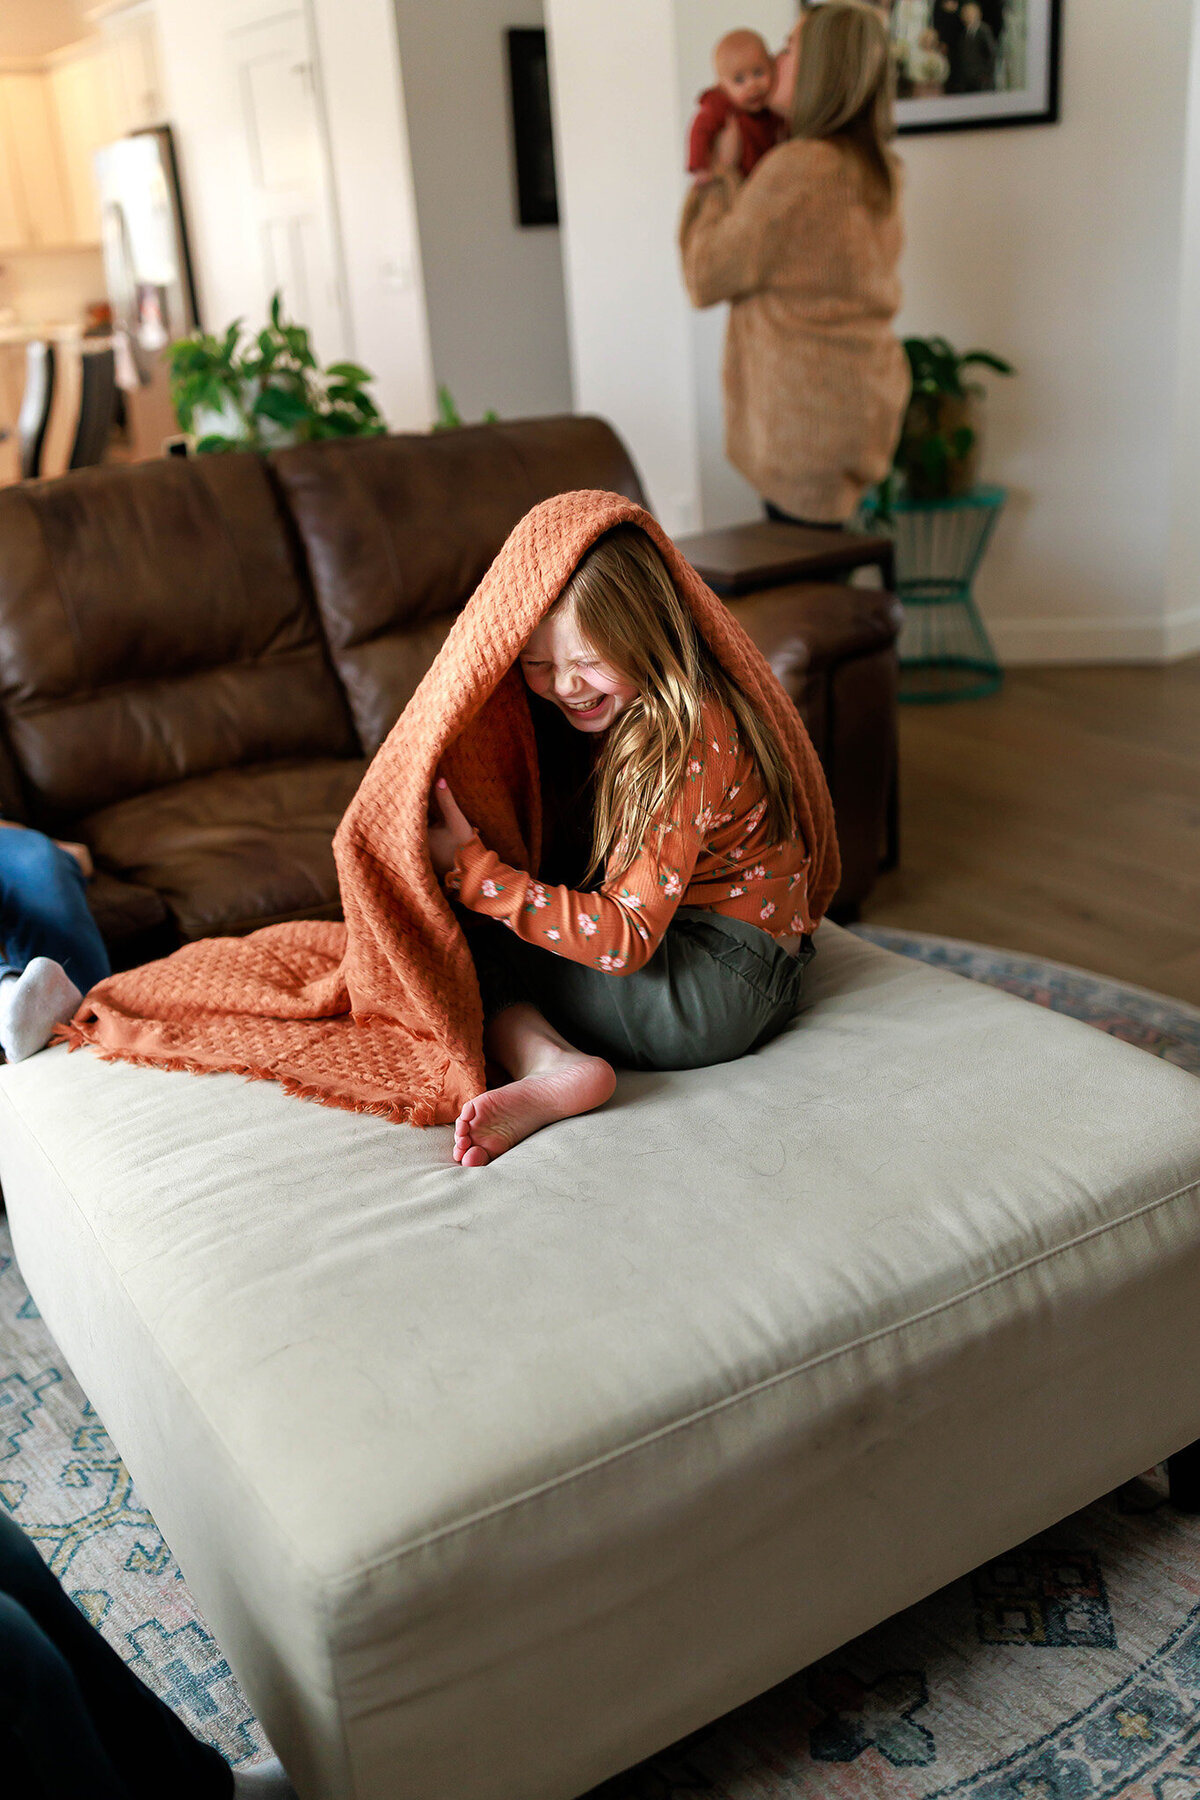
[166,292,386,452]
[891,335,1015,503]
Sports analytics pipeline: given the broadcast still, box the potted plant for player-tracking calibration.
[432,384,499,431]
[891,335,1014,502]
[166,293,385,452]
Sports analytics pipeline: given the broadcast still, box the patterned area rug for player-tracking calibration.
[2,929,1199,1791]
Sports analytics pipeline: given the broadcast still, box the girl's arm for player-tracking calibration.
[434,726,738,974]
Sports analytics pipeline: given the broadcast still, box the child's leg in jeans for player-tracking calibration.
[0,830,110,992]
[0,831,111,1062]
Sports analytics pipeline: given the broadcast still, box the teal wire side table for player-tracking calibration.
[862,485,1006,704]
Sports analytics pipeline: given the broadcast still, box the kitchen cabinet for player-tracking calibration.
[0,109,24,249]
[50,51,119,246]
[106,8,164,133]
[0,72,73,250]
[0,7,164,252]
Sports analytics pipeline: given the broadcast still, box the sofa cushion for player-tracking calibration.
[85,869,169,943]
[82,758,367,940]
[2,926,1198,1800]
[271,417,647,753]
[0,455,358,820]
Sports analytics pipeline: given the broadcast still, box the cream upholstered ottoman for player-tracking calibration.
[1,924,1199,1800]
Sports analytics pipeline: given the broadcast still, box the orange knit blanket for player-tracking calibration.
[62,491,839,1124]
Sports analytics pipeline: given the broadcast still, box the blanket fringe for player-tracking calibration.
[50,1022,435,1127]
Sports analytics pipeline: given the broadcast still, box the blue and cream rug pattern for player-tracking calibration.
[2,928,1199,1793]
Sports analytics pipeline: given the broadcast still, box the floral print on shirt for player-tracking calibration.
[448,698,810,973]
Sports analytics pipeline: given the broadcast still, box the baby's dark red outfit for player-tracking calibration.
[686,87,786,179]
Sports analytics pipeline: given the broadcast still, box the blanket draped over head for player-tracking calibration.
[62,491,839,1125]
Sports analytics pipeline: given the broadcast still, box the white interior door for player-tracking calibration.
[225,8,349,363]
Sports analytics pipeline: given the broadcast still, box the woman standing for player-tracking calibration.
[679,2,908,528]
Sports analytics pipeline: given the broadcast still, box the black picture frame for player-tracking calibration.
[506,27,559,226]
[888,0,1063,136]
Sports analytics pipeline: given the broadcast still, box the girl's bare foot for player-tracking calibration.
[454,1048,615,1167]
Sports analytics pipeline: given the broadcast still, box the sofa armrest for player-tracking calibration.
[723,583,902,917]
[723,583,902,715]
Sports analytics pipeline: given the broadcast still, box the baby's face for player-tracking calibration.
[715,35,775,113]
[519,612,637,734]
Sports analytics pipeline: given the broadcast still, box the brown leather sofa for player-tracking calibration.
[0,416,899,965]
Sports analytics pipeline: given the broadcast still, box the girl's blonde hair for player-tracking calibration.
[550,526,797,883]
[789,2,897,209]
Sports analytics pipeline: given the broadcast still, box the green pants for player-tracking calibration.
[467,908,813,1072]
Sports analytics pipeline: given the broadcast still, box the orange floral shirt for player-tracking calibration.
[446,700,812,975]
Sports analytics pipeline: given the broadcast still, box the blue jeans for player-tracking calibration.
[0,829,110,993]
[0,1511,232,1799]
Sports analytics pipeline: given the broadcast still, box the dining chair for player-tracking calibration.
[17,340,56,480]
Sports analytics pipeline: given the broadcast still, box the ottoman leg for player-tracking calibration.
[1167,1438,1200,1511]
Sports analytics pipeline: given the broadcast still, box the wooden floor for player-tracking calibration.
[863,657,1200,1007]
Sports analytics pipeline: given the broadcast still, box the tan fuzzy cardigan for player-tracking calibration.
[680,139,909,523]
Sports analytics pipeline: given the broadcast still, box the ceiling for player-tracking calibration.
[0,0,93,58]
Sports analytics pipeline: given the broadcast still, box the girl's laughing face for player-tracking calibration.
[519,612,637,734]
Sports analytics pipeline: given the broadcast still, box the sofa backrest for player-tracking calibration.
[0,454,358,824]
[270,415,646,753]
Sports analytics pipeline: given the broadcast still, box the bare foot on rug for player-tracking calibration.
[454,1006,616,1166]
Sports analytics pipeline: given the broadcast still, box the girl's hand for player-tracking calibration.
[711,118,741,175]
[428,777,475,878]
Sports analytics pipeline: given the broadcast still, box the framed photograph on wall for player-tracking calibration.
[886,0,1062,134]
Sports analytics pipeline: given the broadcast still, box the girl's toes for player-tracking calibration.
[461,1144,491,1168]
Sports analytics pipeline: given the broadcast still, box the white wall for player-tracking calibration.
[310,0,435,431]
[548,0,792,533]
[1165,0,1200,658]
[549,0,700,530]
[393,0,571,423]
[152,0,435,432]
[898,0,1200,662]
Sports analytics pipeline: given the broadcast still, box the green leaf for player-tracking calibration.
[951,424,976,459]
[269,291,283,330]
[253,385,312,427]
[482,408,499,423]
[283,325,316,367]
[325,361,371,384]
[194,434,239,454]
[435,384,462,429]
[326,385,380,418]
[311,409,362,438]
[960,350,1016,377]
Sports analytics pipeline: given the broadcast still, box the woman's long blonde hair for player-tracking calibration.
[548,526,797,883]
[789,2,897,209]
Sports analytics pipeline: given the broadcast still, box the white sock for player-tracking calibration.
[232,1756,299,1797]
[0,958,82,1063]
